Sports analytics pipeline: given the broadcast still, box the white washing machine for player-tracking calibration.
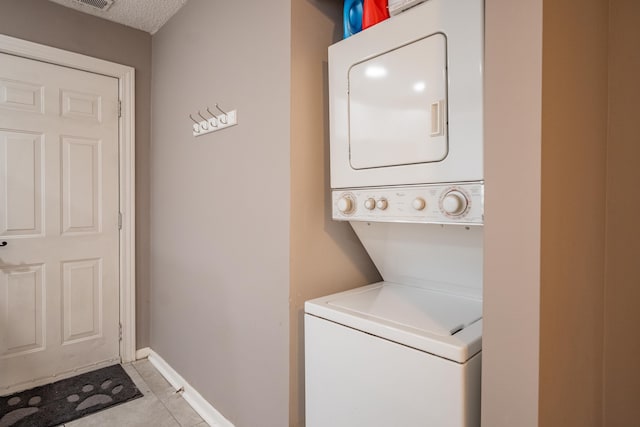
[305,206,483,427]
[305,0,484,425]
[305,283,482,427]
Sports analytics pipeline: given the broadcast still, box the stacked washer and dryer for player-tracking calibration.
[304,0,484,426]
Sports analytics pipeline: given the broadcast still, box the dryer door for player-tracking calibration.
[328,0,483,188]
[349,33,447,170]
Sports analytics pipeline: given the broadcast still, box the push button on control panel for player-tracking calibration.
[364,198,376,210]
[412,197,426,211]
[376,199,388,210]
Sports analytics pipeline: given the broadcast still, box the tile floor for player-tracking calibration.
[62,359,206,427]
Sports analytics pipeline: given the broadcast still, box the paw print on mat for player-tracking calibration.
[66,379,125,412]
[0,395,42,427]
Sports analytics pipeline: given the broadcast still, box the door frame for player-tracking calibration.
[0,34,137,363]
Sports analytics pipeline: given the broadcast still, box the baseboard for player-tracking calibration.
[135,347,151,360]
[147,349,235,427]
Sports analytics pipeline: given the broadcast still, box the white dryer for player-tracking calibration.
[329,0,483,188]
[305,0,484,425]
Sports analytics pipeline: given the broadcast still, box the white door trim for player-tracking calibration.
[0,34,137,363]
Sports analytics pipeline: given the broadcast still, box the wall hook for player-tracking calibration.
[189,104,238,137]
[197,111,210,130]
[205,107,219,127]
[189,114,201,133]
[215,104,229,124]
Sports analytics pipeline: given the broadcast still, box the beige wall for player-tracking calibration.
[0,0,152,348]
[604,0,640,424]
[538,0,609,425]
[150,1,292,426]
[289,1,381,425]
[539,0,608,427]
[482,0,543,424]
[486,0,640,425]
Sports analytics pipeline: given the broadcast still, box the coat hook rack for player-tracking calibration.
[190,104,238,136]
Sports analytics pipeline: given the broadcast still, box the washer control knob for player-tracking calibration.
[376,199,388,210]
[412,197,426,211]
[442,191,468,216]
[337,196,355,214]
[364,198,376,210]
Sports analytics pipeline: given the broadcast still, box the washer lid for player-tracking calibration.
[305,282,482,363]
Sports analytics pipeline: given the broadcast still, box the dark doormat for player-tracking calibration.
[0,364,142,427]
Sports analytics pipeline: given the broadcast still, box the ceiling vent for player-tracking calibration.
[72,0,114,11]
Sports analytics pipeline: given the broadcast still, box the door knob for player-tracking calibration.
[0,241,6,247]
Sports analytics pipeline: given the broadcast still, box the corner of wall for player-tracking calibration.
[288,1,381,425]
[482,0,543,425]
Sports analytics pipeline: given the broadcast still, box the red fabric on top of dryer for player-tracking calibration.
[363,0,389,29]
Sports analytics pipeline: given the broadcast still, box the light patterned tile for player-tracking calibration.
[65,391,178,427]
[161,392,204,427]
[132,360,204,426]
[132,359,175,397]
[122,363,152,395]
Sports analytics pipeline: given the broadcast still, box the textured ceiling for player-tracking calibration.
[49,0,188,34]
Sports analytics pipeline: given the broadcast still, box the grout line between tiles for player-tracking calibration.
[132,360,193,427]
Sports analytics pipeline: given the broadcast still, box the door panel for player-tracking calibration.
[0,52,120,394]
[0,78,44,114]
[0,130,44,236]
[0,264,44,357]
[61,136,101,234]
[62,258,101,343]
[60,90,102,123]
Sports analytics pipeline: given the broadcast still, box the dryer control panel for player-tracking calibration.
[332,183,483,225]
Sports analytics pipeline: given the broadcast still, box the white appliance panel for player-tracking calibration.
[329,0,483,188]
[348,222,483,298]
[332,182,484,225]
[305,314,481,427]
[327,284,480,336]
[388,0,429,16]
[349,33,448,169]
[305,282,482,362]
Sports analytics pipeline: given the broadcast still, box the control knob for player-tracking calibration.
[376,199,388,210]
[442,190,468,216]
[412,197,426,211]
[364,198,376,210]
[337,195,355,214]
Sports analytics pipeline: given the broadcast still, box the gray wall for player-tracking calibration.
[150,1,291,426]
[0,0,152,348]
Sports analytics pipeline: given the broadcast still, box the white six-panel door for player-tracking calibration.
[0,52,120,395]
